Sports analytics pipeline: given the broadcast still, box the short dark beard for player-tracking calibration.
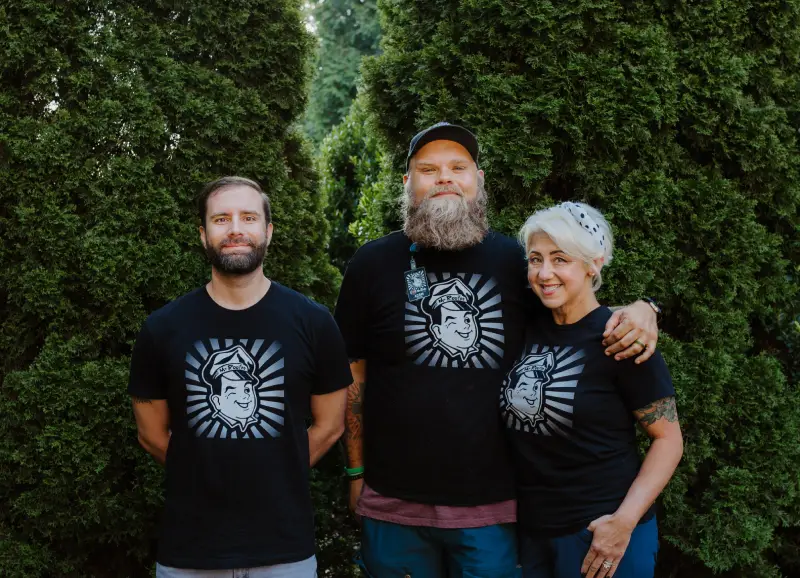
[205,237,268,275]
[402,176,489,251]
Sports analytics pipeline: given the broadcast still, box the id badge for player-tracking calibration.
[404,267,430,302]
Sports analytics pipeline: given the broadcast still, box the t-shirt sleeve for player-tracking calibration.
[312,308,354,396]
[333,249,369,359]
[615,349,676,413]
[127,321,168,400]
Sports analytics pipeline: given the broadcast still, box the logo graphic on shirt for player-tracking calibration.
[500,345,585,438]
[405,273,504,369]
[184,339,285,439]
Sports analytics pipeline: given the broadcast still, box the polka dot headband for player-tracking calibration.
[560,202,605,248]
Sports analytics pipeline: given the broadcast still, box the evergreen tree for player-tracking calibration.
[360,1,800,575]
[0,1,338,575]
[318,94,384,272]
[304,0,380,142]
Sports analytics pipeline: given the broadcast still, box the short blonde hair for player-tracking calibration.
[518,202,614,291]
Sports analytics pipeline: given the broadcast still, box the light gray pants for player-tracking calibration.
[156,556,317,578]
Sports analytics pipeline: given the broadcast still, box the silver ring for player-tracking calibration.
[602,560,613,569]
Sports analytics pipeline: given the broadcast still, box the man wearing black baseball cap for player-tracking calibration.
[405,121,480,171]
[334,123,659,577]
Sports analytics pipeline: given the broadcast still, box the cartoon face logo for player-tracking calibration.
[504,352,555,427]
[201,345,260,431]
[420,278,480,361]
[432,303,478,351]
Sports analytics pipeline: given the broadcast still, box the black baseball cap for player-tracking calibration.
[406,122,479,171]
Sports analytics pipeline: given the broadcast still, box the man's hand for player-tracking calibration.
[602,301,658,363]
[349,477,364,523]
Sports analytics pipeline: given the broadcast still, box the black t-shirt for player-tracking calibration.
[128,282,352,569]
[334,231,545,506]
[501,306,675,537]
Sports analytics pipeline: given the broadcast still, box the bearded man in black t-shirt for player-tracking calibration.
[334,123,663,578]
[129,176,353,578]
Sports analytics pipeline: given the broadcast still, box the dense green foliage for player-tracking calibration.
[318,95,385,271]
[359,0,800,576]
[304,0,380,142]
[0,1,343,575]
[2,0,798,575]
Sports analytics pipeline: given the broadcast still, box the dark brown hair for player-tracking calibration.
[197,176,271,225]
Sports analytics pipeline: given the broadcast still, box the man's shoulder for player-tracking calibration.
[145,286,207,328]
[349,231,408,263]
[484,230,523,254]
[270,282,331,319]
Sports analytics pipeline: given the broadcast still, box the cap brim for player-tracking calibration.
[219,369,256,383]
[407,125,479,170]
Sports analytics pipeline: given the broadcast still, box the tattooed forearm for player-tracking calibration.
[345,381,364,443]
[132,396,153,405]
[344,376,366,469]
[635,396,678,426]
[345,359,366,468]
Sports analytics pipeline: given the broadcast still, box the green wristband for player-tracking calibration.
[345,466,364,477]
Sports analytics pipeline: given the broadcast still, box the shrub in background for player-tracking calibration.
[0,1,339,575]
[360,1,800,575]
[318,95,384,272]
[304,0,380,143]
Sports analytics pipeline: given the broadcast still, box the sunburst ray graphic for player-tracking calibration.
[500,344,583,439]
[405,272,505,369]
[185,338,285,439]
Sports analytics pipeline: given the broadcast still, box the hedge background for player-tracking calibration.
[353,0,800,576]
[0,1,352,576]
[0,0,798,577]
[303,0,380,144]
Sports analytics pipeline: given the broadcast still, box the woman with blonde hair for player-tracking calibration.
[501,202,683,578]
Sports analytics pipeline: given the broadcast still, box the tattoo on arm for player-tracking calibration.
[635,396,678,426]
[345,381,364,442]
[132,396,153,405]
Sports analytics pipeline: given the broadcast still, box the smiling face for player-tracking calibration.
[401,140,489,251]
[404,140,481,206]
[431,302,478,351]
[200,185,274,275]
[527,232,595,311]
[211,374,257,422]
[506,374,543,419]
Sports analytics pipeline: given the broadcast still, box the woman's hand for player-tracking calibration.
[580,514,636,578]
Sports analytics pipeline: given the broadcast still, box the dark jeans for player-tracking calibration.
[360,517,521,578]
[519,517,658,578]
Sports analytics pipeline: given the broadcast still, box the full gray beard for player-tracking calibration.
[402,179,489,251]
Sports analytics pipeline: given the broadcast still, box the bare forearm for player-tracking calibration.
[615,436,683,526]
[345,379,365,468]
[132,396,170,465]
[608,299,645,312]
[138,432,170,465]
[308,423,344,466]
